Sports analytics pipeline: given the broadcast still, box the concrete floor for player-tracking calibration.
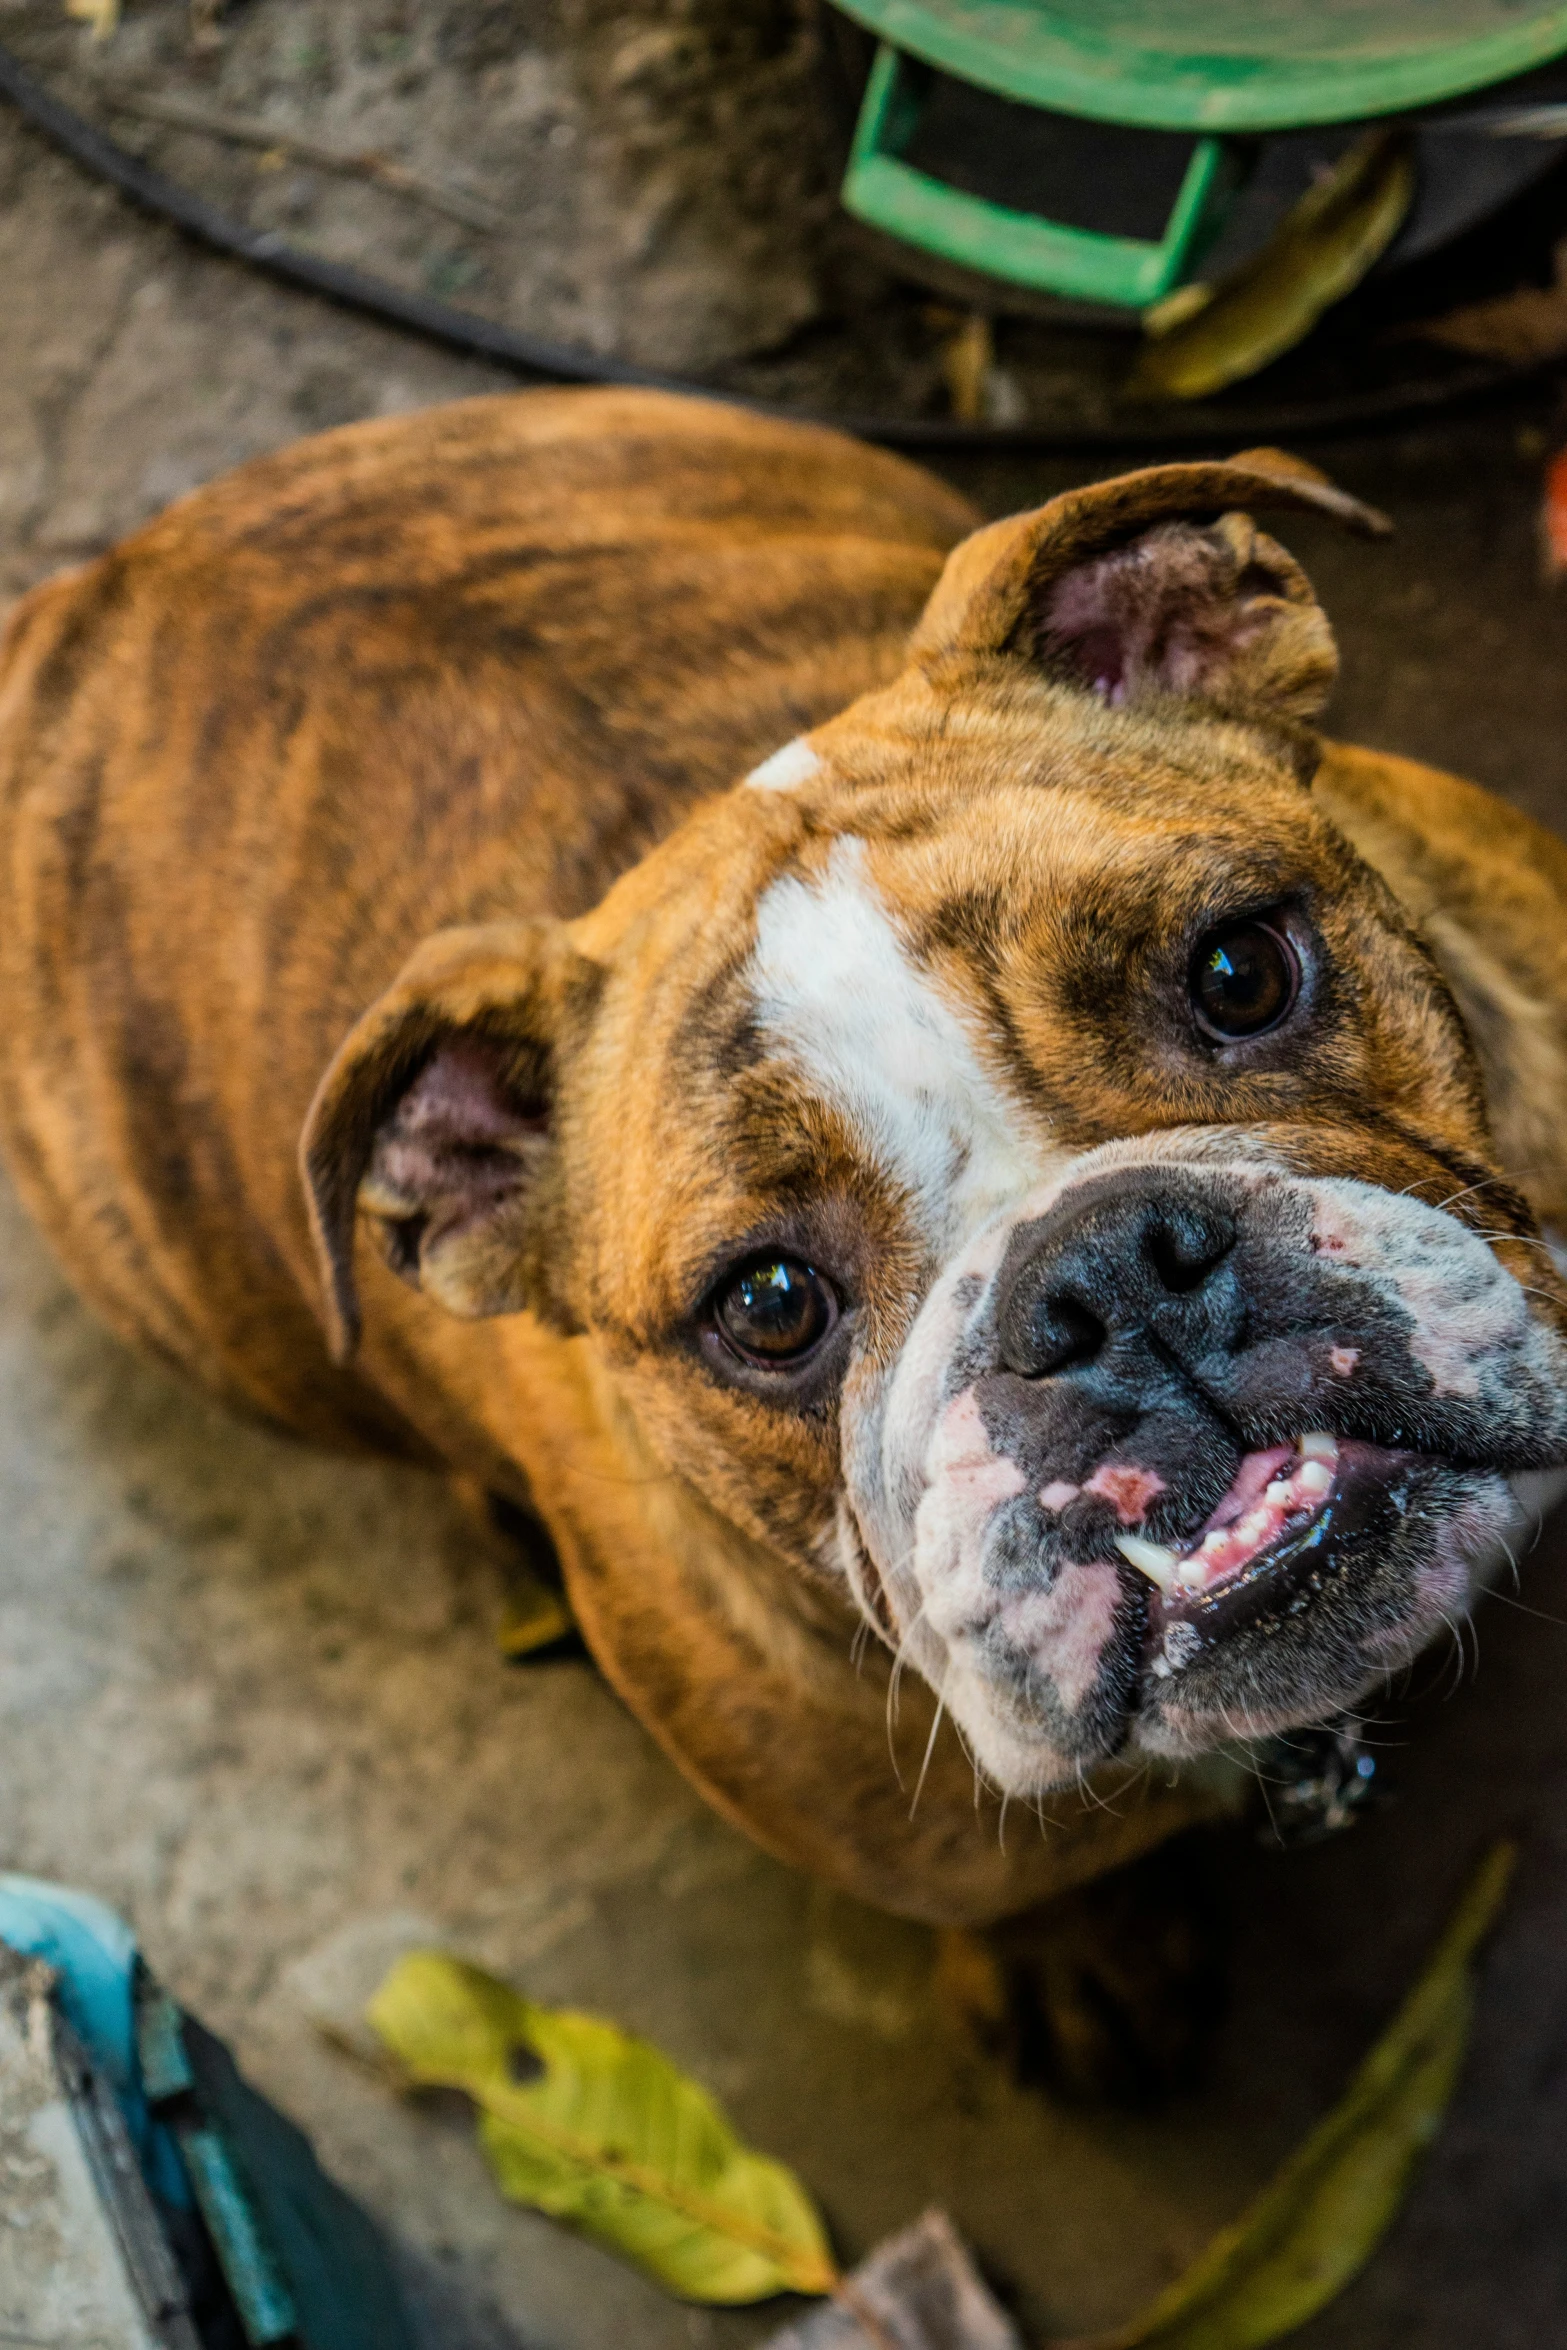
[5,94,1567,2350]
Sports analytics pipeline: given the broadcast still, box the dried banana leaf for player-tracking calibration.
[1053,1842,1514,2350]
[1131,132,1415,403]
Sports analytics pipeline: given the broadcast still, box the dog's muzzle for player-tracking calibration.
[856,1155,1567,1792]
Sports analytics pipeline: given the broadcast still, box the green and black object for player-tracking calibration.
[831,0,1567,311]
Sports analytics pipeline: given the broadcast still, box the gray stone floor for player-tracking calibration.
[6,91,1567,2350]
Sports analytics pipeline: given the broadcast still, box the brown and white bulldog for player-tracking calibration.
[4,387,1567,1946]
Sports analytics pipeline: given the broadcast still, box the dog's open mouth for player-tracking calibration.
[1113,1432,1426,1657]
[1115,1432,1341,1599]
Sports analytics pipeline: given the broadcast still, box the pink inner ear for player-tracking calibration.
[366,1036,549,1245]
[1061,623,1128,705]
[397,1037,542,1150]
[1036,524,1271,707]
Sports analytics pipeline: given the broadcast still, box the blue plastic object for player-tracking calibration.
[0,1872,189,2208]
[0,1875,416,2350]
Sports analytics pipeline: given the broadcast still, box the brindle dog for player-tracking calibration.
[4,391,1567,2092]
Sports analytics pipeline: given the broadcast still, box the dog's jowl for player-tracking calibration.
[4,388,1567,1929]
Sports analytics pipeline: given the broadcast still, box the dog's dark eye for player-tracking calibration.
[715,1256,836,1366]
[1190,921,1299,1041]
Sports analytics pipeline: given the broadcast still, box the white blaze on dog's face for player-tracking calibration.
[304,454,1567,1800]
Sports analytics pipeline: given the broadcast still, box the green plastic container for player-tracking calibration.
[835,0,1567,305]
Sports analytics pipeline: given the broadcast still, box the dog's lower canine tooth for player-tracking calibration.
[1114,1534,1180,1590]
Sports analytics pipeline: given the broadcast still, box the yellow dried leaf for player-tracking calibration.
[64,0,121,40]
[367,1951,838,2303]
[363,1845,1510,2336]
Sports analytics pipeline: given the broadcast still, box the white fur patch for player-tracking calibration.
[744,737,821,793]
[750,836,1045,1251]
[912,1388,1026,1646]
[995,1562,1122,1715]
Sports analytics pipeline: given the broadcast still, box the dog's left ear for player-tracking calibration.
[300,920,600,1361]
[910,449,1391,724]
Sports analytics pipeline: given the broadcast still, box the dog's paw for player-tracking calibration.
[939,1838,1227,2107]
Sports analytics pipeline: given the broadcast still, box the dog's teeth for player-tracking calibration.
[1297,1458,1334,1497]
[1114,1534,1179,1591]
[1175,1559,1208,1592]
[1263,1480,1292,1507]
[1299,1431,1339,1461]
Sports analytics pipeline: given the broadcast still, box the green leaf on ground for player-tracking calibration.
[1053,1842,1515,2350]
[367,1951,839,2303]
[1130,130,1415,402]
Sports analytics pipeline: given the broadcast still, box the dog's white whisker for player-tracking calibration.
[909,1695,947,1820]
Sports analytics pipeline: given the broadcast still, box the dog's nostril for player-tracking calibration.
[1016,1293,1107,1377]
[997,1183,1242,1376]
[1146,1208,1236,1297]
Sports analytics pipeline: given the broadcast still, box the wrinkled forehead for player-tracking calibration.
[738,734,1348,1096]
[583,742,1426,1313]
[739,782,1302,1221]
[747,683,1364,976]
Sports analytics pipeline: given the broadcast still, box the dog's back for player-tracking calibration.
[0,388,974,1446]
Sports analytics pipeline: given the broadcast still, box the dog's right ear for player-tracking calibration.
[300,920,599,1361]
[909,449,1391,726]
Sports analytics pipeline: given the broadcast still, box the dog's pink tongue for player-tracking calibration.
[1206,1444,1294,1531]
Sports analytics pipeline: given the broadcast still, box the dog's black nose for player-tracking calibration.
[998,1176,1240,1379]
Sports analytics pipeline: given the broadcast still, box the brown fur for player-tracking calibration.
[3,388,1565,1926]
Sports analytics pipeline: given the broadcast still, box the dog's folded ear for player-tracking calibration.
[910,448,1391,725]
[299,920,599,1361]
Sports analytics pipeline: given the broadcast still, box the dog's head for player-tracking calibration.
[302,451,1567,1797]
